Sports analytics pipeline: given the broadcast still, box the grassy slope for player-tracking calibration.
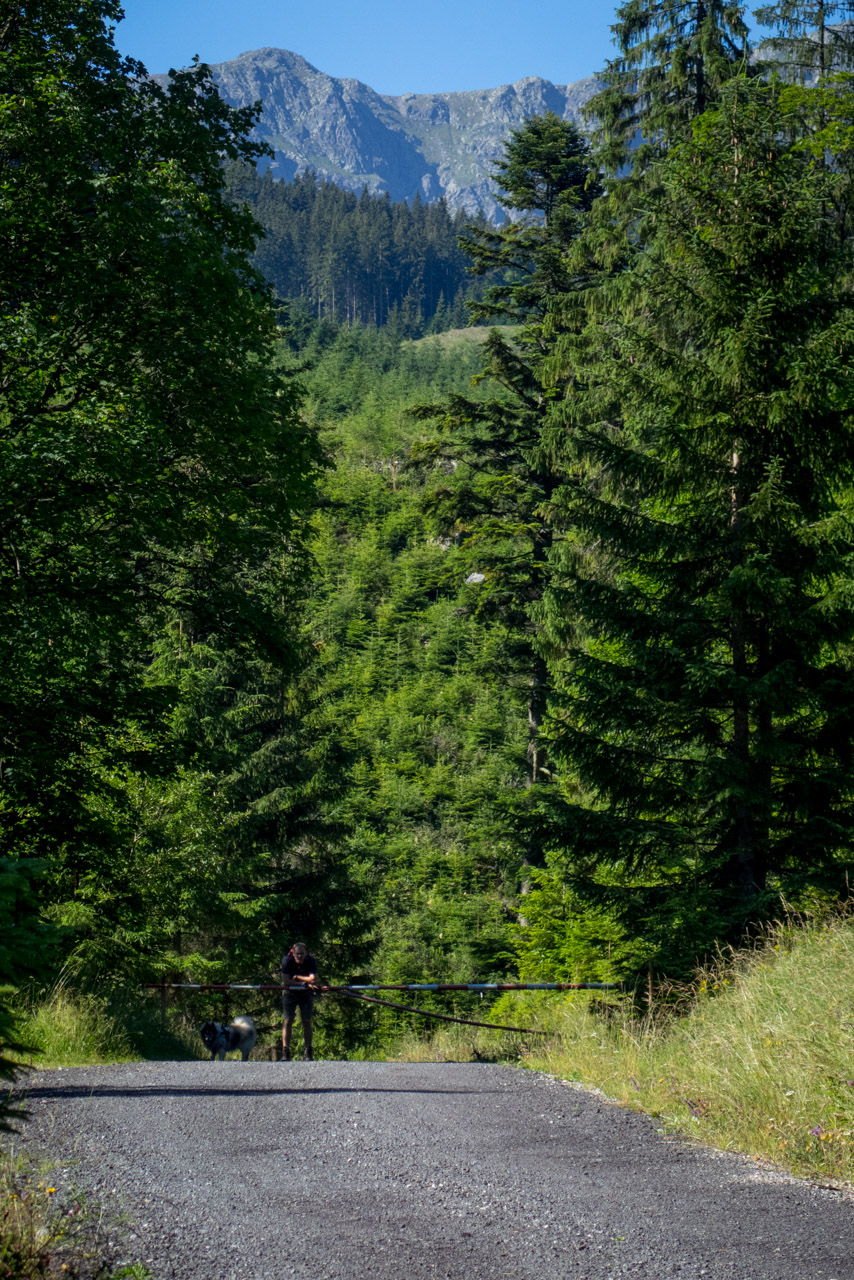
[11,984,203,1069]
[394,916,854,1187]
[407,325,521,352]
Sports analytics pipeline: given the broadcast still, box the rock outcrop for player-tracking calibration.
[171,48,599,221]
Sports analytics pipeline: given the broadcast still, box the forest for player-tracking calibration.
[225,165,484,333]
[3,0,854,1067]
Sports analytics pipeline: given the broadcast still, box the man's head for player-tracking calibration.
[292,941,308,962]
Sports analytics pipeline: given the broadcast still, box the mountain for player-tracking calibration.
[186,49,599,221]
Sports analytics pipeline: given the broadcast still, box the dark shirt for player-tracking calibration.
[281,952,318,985]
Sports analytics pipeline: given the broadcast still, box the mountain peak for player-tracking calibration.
[216,48,320,74]
[197,48,599,220]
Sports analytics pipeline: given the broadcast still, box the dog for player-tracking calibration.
[199,1015,257,1061]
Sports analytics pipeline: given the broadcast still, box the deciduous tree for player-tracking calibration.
[0,0,319,979]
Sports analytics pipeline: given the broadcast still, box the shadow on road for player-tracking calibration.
[20,1083,506,1101]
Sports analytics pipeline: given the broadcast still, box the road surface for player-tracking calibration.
[19,1060,854,1279]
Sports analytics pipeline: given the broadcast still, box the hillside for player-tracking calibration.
[170,48,599,220]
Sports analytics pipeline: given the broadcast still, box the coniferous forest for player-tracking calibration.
[3,0,854,1064]
[225,165,483,333]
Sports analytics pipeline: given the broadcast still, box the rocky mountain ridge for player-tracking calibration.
[187,48,599,220]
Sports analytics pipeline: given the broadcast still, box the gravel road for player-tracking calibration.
[17,1060,854,1280]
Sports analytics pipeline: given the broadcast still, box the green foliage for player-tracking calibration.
[462,114,600,328]
[536,76,854,972]
[12,977,208,1066]
[0,859,54,991]
[586,0,751,174]
[755,1,854,78]
[226,166,485,335]
[513,867,642,981]
[409,112,600,871]
[0,859,54,1128]
[490,110,599,226]
[16,984,136,1067]
[7,0,854,1053]
[0,2,329,993]
[298,322,528,994]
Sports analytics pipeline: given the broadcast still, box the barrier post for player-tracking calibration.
[160,980,167,1029]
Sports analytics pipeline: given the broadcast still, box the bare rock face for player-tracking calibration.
[176,48,599,221]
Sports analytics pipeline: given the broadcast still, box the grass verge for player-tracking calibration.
[392,915,854,1187]
[10,980,202,1069]
[0,1146,151,1279]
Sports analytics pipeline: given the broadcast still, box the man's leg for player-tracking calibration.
[301,1008,313,1060]
[282,1014,294,1060]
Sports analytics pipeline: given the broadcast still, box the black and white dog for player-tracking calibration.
[199,1015,257,1061]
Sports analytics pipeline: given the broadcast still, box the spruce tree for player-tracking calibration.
[586,0,751,174]
[462,112,600,331]
[754,1,854,78]
[538,76,854,971]
[413,115,599,791]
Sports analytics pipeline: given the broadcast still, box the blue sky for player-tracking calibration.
[115,0,630,93]
[116,2,771,97]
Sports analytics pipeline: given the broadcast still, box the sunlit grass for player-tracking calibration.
[388,1023,527,1063]
[10,980,202,1069]
[407,324,522,351]
[392,916,854,1186]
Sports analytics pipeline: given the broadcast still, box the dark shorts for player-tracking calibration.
[282,989,315,1020]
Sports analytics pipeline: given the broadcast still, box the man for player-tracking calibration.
[281,940,319,1061]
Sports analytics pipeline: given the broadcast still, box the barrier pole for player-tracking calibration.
[144,981,619,993]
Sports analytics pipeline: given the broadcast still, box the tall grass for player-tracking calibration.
[393,916,854,1185]
[11,979,202,1068]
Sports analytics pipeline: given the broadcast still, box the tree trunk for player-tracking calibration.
[728,441,763,897]
[526,651,548,788]
[526,513,552,789]
[695,1,707,116]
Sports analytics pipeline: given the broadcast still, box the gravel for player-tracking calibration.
[16,1059,854,1279]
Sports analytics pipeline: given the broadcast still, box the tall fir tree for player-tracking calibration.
[586,1,751,174]
[462,111,600,332]
[413,115,599,796]
[536,76,854,974]
[754,1,854,78]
